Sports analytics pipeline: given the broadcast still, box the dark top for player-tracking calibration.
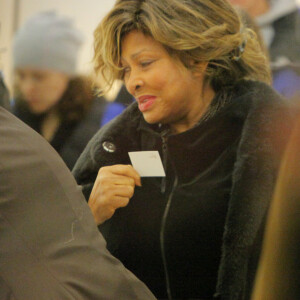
[73,80,295,300]
[14,97,107,170]
[105,93,244,298]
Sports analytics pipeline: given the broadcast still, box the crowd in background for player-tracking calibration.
[230,0,300,99]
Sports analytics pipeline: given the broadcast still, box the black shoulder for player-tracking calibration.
[72,102,142,197]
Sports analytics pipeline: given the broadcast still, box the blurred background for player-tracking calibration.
[1,0,300,98]
[0,0,117,99]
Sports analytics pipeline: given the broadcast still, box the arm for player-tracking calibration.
[0,108,155,300]
[215,86,296,299]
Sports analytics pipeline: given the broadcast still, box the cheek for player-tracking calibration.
[18,84,26,96]
[147,72,169,91]
[17,81,31,96]
[45,81,68,103]
[45,90,64,107]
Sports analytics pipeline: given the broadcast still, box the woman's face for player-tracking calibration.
[16,68,69,114]
[121,30,210,133]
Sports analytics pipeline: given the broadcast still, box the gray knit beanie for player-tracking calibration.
[13,11,85,75]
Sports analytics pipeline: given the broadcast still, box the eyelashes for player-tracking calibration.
[140,60,154,67]
[121,59,156,80]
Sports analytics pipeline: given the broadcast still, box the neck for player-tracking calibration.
[171,84,215,134]
[41,109,61,141]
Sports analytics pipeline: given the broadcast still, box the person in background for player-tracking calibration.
[73,0,295,299]
[0,77,155,300]
[0,71,11,111]
[251,102,300,300]
[12,11,109,170]
[229,0,300,98]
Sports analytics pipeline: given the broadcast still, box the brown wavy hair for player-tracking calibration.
[15,76,95,122]
[94,0,271,94]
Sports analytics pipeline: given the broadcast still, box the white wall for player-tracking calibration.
[17,0,115,74]
[0,0,17,93]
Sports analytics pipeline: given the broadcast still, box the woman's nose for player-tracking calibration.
[126,70,144,96]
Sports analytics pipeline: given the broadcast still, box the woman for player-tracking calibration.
[73,0,294,299]
[12,11,108,170]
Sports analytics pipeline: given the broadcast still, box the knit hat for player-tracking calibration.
[13,11,85,75]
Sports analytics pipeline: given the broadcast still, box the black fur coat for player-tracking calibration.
[73,80,294,299]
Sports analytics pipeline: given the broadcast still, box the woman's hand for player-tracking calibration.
[88,164,141,225]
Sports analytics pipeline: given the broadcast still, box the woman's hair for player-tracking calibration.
[14,76,95,122]
[94,0,271,94]
[235,6,269,60]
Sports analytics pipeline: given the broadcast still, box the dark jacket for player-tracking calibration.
[259,5,300,98]
[269,10,300,64]
[73,80,294,299]
[14,96,107,170]
[0,106,156,300]
[251,107,300,300]
[271,9,300,98]
[253,109,300,300]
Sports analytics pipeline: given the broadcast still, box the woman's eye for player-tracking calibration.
[17,73,25,80]
[140,60,153,68]
[33,74,46,81]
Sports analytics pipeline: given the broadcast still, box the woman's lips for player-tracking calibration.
[137,95,156,112]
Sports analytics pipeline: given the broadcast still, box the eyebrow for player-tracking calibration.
[131,48,150,59]
[121,48,151,62]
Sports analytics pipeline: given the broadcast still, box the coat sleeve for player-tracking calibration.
[215,87,296,300]
[0,108,156,300]
[72,102,141,200]
[252,111,300,300]
[72,119,128,200]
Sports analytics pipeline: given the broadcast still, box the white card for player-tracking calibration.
[128,151,166,177]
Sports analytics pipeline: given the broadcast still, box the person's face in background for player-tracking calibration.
[228,0,270,17]
[16,68,69,114]
[121,30,212,134]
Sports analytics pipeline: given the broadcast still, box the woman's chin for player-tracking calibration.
[28,104,48,115]
[142,112,162,125]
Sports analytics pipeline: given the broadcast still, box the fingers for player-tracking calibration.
[99,172,136,189]
[100,164,141,187]
[88,164,141,225]
[96,181,135,200]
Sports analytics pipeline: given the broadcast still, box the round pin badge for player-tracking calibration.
[102,141,116,153]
